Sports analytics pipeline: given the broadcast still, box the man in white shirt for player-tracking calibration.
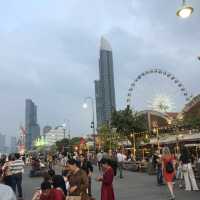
[96,151,103,171]
[0,183,16,200]
[117,150,126,178]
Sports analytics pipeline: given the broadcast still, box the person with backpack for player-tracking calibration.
[162,147,176,200]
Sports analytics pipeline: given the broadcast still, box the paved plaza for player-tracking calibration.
[22,166,200,200]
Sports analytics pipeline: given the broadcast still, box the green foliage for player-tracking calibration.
[183,114,200,128]
[111,106,148,136]
[98,124,121,151]
[70,137,82,146]
[55,138,69,152]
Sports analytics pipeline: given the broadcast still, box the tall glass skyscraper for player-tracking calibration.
[95,37,116,128]
[25,99,40,150]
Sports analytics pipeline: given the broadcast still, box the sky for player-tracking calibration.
[0,0,200,140]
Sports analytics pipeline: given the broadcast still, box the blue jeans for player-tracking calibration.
[157,167,163,185]
[13,173,23,197]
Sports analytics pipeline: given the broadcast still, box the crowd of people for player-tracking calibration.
[152,146,199,200]
[31,152,116,200]
[0,146,199,200]
[0,153,25,200]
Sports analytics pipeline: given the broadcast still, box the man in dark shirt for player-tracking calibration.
[79,154,93,197]
[153,151,163,186]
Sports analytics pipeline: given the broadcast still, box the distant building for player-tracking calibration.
[45,126,65,146]
[43,125,52,137]
[25,99,40,150]
[10,136,17,153]
[0,133,6,153]
[95,37,116,128]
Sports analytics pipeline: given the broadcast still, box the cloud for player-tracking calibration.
[0,0,199,143]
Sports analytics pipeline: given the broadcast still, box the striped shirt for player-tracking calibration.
[10,159,24,174]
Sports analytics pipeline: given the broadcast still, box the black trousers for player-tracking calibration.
[88,177,92,196]
[13,173,23,197]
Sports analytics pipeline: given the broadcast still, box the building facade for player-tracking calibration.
[25,99,40,150]
[95,37,116,128]
[45,126,65,146]
[43,125,52,137]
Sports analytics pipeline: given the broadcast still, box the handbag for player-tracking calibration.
[66,196,81,200]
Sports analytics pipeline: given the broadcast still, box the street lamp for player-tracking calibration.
[83,97,96,152]
[62,119,71,140]
[130,133,136,159]
[176,0,194,18]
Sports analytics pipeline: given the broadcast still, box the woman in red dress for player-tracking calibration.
[96,158,115,200]
[162,147,176,200]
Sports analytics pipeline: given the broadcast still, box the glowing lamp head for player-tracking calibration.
[83,103,88,109]
[177,4,193,18]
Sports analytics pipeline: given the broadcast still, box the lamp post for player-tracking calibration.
[62,119,71,140]
[83,97,96,152]
[176,0,194,18]
[130,133,136,159]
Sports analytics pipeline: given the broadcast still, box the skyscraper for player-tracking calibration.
[25,99,40,150]
[95,37,116,128]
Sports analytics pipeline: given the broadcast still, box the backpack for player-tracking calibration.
[165,161,174,173]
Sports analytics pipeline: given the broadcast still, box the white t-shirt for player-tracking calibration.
[0,184,16,200]
[97,152,103,162]
[117,153,126,162]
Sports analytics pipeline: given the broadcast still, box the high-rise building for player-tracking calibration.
[25,99,40,150]
[95,37,116,128]
[43,125,52,137]
[10,136,17,153]
[45,126,65,146]
[0,133,6,153]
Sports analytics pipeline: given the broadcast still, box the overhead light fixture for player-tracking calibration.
[176,0,194,18]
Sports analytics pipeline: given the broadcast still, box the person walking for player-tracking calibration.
[79,154,93,197]
[179,147,199,191]
[2,154,14,190]
[116,150,126,178]
[97,151,103,171]
[153,151,163,186]
[96,158,115,200]
[66,159,88,200]
[10,153,24,200]
[162,147,176,200]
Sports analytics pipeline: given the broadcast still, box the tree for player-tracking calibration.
[183,114,200,129]
[70,137,82,146]
[98,124,120,151]
[55,138,69,152]
[111,106,148,136]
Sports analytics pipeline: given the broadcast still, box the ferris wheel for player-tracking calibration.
[126,68,193,111]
